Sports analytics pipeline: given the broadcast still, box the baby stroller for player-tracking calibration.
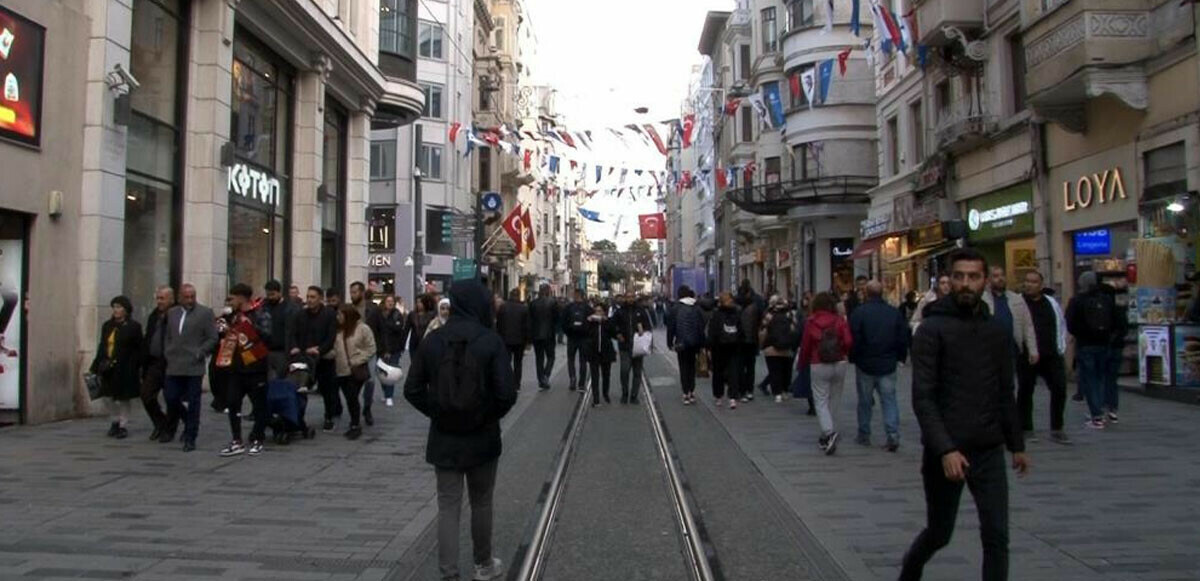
[267,353,317,444]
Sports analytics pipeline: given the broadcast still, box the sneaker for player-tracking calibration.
[774,395,783,403]
[885,438,900,452]
[149,427,162,441]
[474,557,504,580]
[1085,418,1106,430]
[182,440,196,452]
[1106,411,1119,424]
[742,394,753,402]
[345,426,362,440]
[817,435,829,452]
[729,399,738,410]
[385,398,394,407]
[220,441,246,457]
[322,419,335,432]
[106,422,119,437]
[248,441,264,455]
[1049,430,1073,445]
[1023,430,1039,443]
[715,397,724,407]
[824,432,839,455]
[855,434,870,446]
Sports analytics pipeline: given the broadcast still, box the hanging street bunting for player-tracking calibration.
[819,59,835,104]
[764,83,786,129]
[918,44,929,70]
[747,93,773,129]
[578,208,603,223]
[715,167,727,189]
[549,155,560,174]
[898,9,914,56]
[644,124,669,156]
[595,165,603,183]
[864,37,875,68]
[639,213,667,240]
[523,149,532,170]
[682,114,695,148]
[620,168,628,185]
[449,122,462,143]
[871,1,904,53]
[838,48,852,76]
[502,204,525,249]
[851,0,862,36]
[824,0,835,33]
[882,37,893,55]
[800,68,817,109]
[559,130,576,148]
[724,98,742,116]
[789,73,802,103]
[521,208,536,255]
[464,130,476,157]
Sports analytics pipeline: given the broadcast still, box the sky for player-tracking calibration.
[522,0,733,247]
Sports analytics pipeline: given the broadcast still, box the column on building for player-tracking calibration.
[346,106,374,287]
[291,58,329,291]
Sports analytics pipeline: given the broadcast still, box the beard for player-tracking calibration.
[953,288,980,309]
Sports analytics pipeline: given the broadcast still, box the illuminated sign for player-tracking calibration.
[368,254,392,268]
[968,201,1030,231]
[1074,228,1112,256]
[0,6,45,147]
[1063,167,1127,212]
[227,163,279,206]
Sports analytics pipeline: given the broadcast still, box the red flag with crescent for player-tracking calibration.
[502,204,524,249]
[521,208,536,253]
[644,124,669,156]
[682,114,695,148]
[639,213,667,240]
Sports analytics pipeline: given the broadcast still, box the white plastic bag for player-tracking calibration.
[632,331,653,358]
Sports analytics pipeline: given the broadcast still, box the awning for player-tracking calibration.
[889,242,958,264]
[850,237,888,260]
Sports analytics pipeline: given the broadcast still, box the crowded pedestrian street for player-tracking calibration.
[1,334,1197,580]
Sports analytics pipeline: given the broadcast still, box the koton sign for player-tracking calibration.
[228,163,280,206]
[1063,167,1127,212]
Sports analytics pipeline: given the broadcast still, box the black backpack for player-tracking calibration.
[766,314,799,350]
[432,334,489,433]
[717,312,741,345]
[568,304,588,332]
[1079,293,1115,337]
[816,324,844,363]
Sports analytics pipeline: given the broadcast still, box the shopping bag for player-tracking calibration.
[696,349,710,378]
[632,331,653,358]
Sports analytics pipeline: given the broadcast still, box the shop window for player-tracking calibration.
[321,105,347,292]
[419,143,443,180]
[123,176,174,322]
[370,140,396,181]
[420,82,443,119]
[418,21,444,59]
[379,0,415,58]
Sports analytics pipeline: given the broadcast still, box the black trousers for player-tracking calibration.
[710,348,740,399]
[209,366,229,412]
[588,360,611,404]
[317,358,341,420]
[738,345,758,397]
[164,375,202,443]
[140,358,167,430]
[677,347,698,395]
[507,345,525,390]
[1016,354,1067,431]
[900,446,1010,581]
[339,376,365,428]
[533,339,555,387]
[765,356,793,396]
[227,372,268,443]
[567,338,588,389]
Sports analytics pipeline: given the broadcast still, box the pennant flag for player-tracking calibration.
[502,204,524,249]
[743,162,756,186]
[872,1,905,53]
[620,168,628,185]
[449,122,462,143]
[578,208,603,223]
[824,0,835,33]
[819,60,834,104]
[482,131,500,146]
[634,169,643,176]
[625,124,643,135]
[549,155,560,174]
[881,37,893,55]
[851,0,862,36]
[570,160,578,171]
[523,149,532,171]
[837,48,852,76]
[559,131,576,148]
[863,37,876,68]
[639,213,667,240]
[724,98,742,116]
[682,114,695,148]
[715,167,727,189]
[764,83,786,129]
[595,165,603,183]
[747,93,773,129]
[509,141,521,155]
[575,131,590,149]
[644,124,669,155]
[789,73,802,103]
[521,208,536,255]
[800,68,817,109]
[918,44,929,70]
[898,9,914,55]
[464,130,476,157]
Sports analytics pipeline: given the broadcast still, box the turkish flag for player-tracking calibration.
[682,114,695,148]
[639,213,667,240]
[715,167,727,189]
[502,204,524,249]
[789,74,802,101]
[521,208,536,253]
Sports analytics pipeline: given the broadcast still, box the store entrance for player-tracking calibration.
[0,210,28,420]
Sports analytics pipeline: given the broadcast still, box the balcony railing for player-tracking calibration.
[935,98,997,154]
[726,176,875,216]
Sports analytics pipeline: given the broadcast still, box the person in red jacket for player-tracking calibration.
[798,291,854,455]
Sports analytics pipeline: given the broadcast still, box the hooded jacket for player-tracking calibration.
[798,310,853,366]
[496,299,532,348]
[582,313,617,364]
[706,303,743,348]
[669,298,705,350]
[404,280,517,470]
[911,296,1024,457]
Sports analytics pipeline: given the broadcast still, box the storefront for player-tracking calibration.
[367,207,398,298]
[965,182,1035,288]
[829,238,855,296]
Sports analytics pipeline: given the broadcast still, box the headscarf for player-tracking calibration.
[436,298,451,325]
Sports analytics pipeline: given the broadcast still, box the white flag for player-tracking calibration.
[824,0,835,34]
[747,93,774,129]
[800,68,817,110]
[863,37,875,69]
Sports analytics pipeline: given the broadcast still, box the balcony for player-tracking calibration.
[727,176,874,216]
[914,0,983,47]
[935,99,997,155]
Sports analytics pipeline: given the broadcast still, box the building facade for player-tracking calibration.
[0,0,422,424]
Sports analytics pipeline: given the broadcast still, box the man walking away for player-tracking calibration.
[849,281,908,452]
[142,286,174,441]
[1018,271,1071,444]
[216,284,273,456]
[263,280,297,381]
[163,283,218,452]
[736,281,764,403]
[982,266,1039,369]
[707,292,743,409]
[404,280,516,581]
[844,275,869,317]
[612,292,653,404]
[669,286,705,405]
[1066,272,1123,429]
[799,292,853,454]
[900,248,1029,581]
[289,287,338,429]
[759,295,799,404]
[563,289,591,391]
[529,284,559,391]
[350,282,384,426]
[496,289,531,392]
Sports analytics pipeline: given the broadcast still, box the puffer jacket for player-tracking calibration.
[582,315,617,364]
[706,303,743,348]
[334,321,376,378]
[911,296,1024,457]
[798,310,853,366]
[669,298,706,350]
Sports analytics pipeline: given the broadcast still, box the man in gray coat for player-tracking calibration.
[163,283,219,452]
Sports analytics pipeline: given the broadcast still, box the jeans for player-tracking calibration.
[339,375,365,428]
[900,446,1010,581]
[810,361,847,436]
[436,459,498,581]
[317,358,341,421]
[363,354,379,412]
[533,339,555,388]
[738,345,758,397]
[227,372,267,443]
[710,348,740,399]
[677,347,698,395]
[567,338,588,389]
[508,345,525,390]
[1077,345,1110,419]
[164,375,203,443]
[589,360,612,404]
[140,358,167,430]
[855,371,899,441]
[619,351,644,401]
[1016,354,1067,431]
[381,353,402,399]
[1105,345,1122,412]
[765,356,793,396]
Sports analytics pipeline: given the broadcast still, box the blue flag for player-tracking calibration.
[850,0,861,36]
[918,45,929,70]
[818,60,834,104]
[763,82,786,129]
[549,155,560,174]
[578,208,603,222]
[595,165,603,183]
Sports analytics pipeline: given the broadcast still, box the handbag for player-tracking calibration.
[696,349,710,378]
[344,335,370,383]
[84,373,103,400]
[632,331,653,358]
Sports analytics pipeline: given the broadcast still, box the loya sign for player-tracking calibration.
[1063,167,1127,212]
[228,163,280,206]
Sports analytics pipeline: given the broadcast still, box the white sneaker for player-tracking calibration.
[385,398,394,407]
[473,557,503,580]
[774,395,783,403]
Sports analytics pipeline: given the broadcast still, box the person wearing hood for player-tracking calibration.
[668,286,705,404]
[736,280,765,403]
[706,292,744,409]
[798,292,853,454]
[425,297,451,337]
[496,289,532,391]
[759,295,799,404]
[1066,271,1124,429]
[900,248,1028,581]
[404,280,515,581]
[90,295,144,439]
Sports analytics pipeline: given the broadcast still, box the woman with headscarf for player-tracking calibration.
[424,297,452,337]
[910,274,952,333]
[90,296,144,439]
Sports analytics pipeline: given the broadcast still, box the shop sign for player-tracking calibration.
[368,254,392,268]
[1063,167,1128,212]
[892,194,914,230]
[966,184,1034,242]
[910,222,945,249]
[911,195,942,227]
[453,258,477,281]
[860,214,893,240]
[1073,228,1111,256]
[228,163,280,206]
[368,207,396,254]
[755,248,766,263]
[830,241,854,258]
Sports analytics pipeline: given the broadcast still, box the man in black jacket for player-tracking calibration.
[736,281,764,402]
[263,280,297,381]
[141,286,174,441]
[901,248,1030,581]
[848,280,908,451]
[1066,271,1124,428]
[612,292,652,404]
[563,288,591,391]
[289,286,339,428]
[495,289,531,391]
[528,284,559,390]
[668,286,705,404]
[404,279,516,581]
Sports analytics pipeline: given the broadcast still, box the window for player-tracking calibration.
[494,17,505,51]
[792,144,809,180]
[419,143,443,180]
[910,100,923,162]
[379,0,415,58]
[789,0,814,29]
[1008,34,1027,114]
[479,78,491,111]
[479,146,492,191]
[1144,143,1187,201]
[741,106,754,142]
[739,45,751,81]
[886,116,899,176]
[791,66,813,108]
[935,80,950,123]
[370,140,396,181]
[766,156,782,198]
[761,8,778,53]
[420,82,443,118]
[321,105,347,291]
[418,21,444,59]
